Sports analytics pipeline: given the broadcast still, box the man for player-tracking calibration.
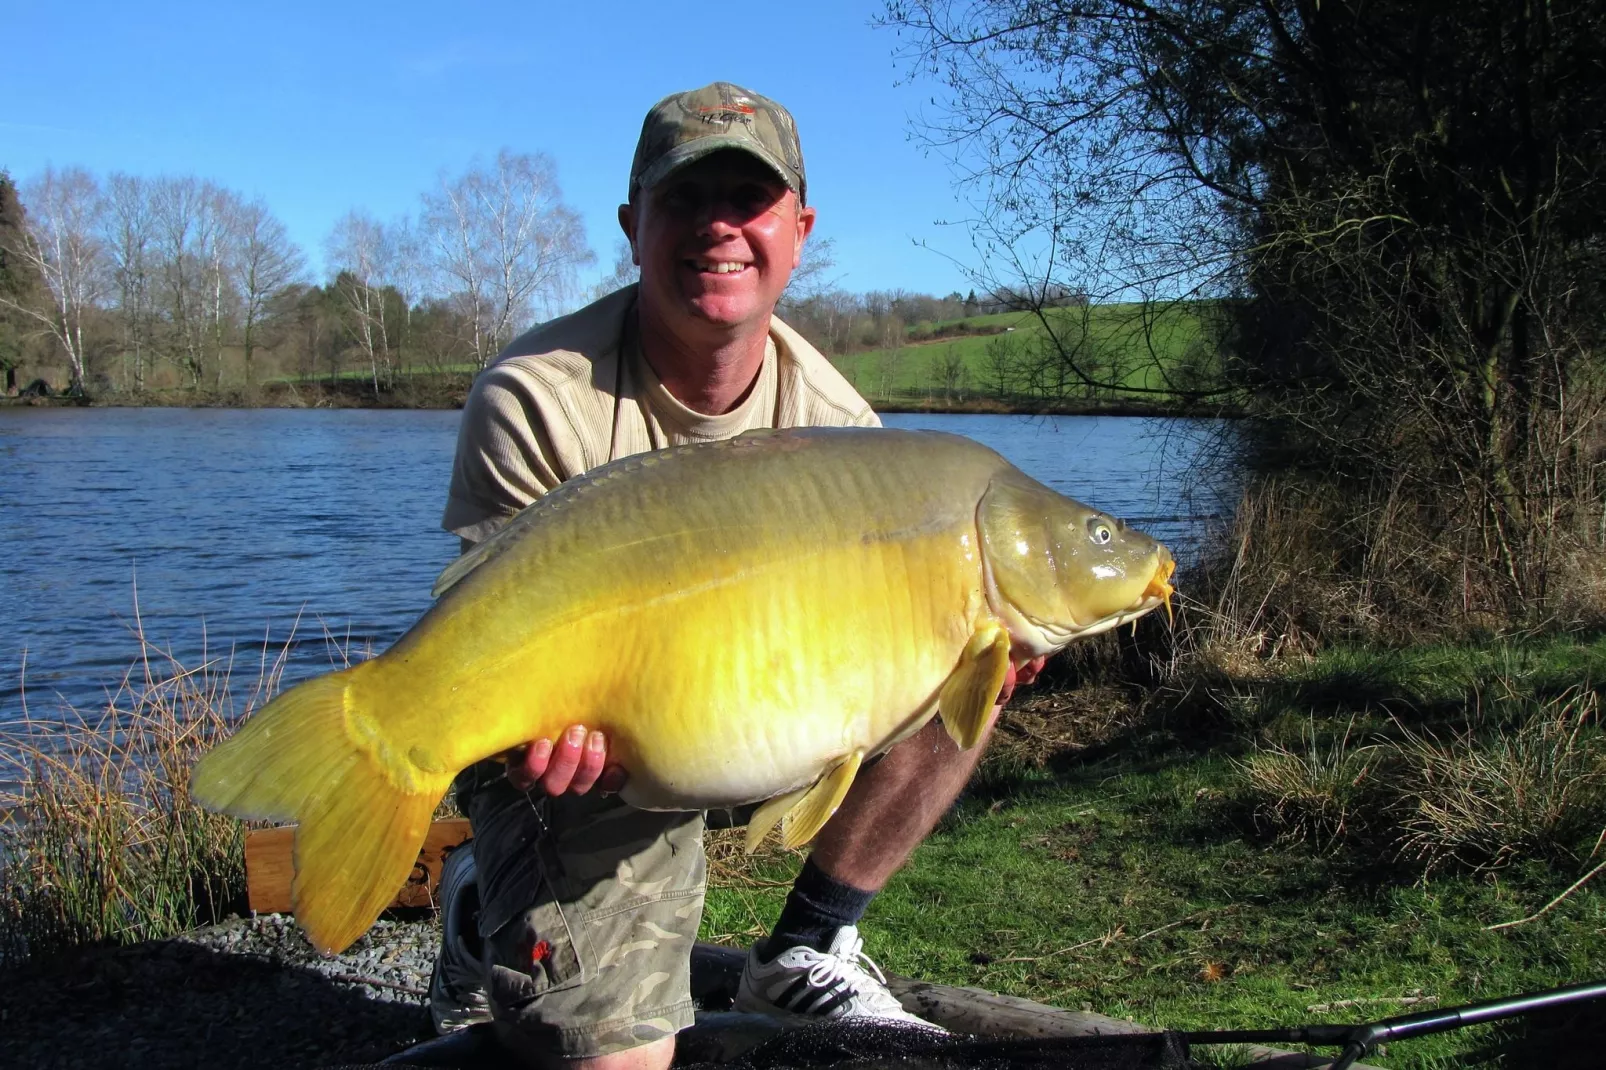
[432,82,1042,1070]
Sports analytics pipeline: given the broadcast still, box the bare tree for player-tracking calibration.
[101,174,158,392]
[783,235,839,305]
[981,333,1022,399]
[150,176,233,388]
[933,344,967,401]
[588,240,640,303]
[386,219,428,373]
[0,167,106,393]
[326,211,400,394]
[421,150,592,368]
[228,197,303,387]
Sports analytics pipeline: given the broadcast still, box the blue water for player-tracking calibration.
[0,408,1233,722]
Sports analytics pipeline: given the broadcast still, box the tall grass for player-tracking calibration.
[1392,688,1606,873]
[0,622,286,966]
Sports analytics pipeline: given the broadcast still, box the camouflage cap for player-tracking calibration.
[629,82,807,205]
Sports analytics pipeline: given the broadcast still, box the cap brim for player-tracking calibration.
[635,136,801,200]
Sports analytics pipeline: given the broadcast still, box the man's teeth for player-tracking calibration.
[698,261,747,274]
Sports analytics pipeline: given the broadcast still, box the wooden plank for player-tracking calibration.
[244,818,472,915]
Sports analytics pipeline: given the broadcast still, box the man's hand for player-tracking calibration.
[997,655,1049,708]
[506,724,628,796]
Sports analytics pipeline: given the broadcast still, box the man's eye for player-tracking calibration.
[661,187,701,213]
[732,185,777,213]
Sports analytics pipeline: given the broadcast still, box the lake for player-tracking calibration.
[0,408,1233,723]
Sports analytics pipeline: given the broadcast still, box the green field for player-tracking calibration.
[266,302,1223,413]
[703,635,1606,1069]
[828,303,1219,408]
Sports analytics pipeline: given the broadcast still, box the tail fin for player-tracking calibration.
[190,669,440,954]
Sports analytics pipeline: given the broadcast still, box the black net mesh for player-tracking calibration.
[333,1018,1202,1070]
[687,1019,1198,1070]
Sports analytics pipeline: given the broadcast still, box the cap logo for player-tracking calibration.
[696,102,756,126]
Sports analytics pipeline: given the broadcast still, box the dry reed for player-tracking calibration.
[0,613,295,966]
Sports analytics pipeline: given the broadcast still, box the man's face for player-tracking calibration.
[621,151,815,335]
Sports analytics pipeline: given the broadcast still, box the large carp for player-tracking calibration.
[191,428,1174,954]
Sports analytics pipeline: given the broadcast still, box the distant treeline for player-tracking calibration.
[0,162,1102,402]
[0,152,595,397]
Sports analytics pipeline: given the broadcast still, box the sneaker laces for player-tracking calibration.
[804,933,903,1014]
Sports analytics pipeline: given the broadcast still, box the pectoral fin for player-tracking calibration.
[745,786,808,852]
[938,622,1011,750]
[782,750,863,850]
[746,750,865,852]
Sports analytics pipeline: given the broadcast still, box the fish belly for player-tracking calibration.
[363,429,1005,811]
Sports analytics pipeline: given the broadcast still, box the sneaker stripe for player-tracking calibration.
[810,985,859,1017]
[776,975,818,1010]
[798,982,848,1015]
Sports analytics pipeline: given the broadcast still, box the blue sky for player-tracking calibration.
[3,0,986,303]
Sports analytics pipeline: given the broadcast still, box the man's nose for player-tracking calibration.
[694,196,745,236]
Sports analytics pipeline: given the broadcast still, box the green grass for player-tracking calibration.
[830,302,1218,406]
[265,301,1223,412]
[703,636,1606,1069]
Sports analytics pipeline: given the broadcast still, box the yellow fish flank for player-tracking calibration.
[190,427,1175,954]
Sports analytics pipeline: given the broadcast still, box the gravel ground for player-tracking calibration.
[2,914,444,1069]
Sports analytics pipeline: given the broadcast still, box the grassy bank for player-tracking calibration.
[14,301,1231,416]
[705,631,1604,1068]
[69,372,476,410]
[832,303,1221,411]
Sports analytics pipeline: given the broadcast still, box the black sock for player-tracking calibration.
[762,857,876,958]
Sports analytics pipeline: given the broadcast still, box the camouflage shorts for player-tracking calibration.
[459,766,706,1059]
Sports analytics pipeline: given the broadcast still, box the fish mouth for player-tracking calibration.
[1020,553,1178,647]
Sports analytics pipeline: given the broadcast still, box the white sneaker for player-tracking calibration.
[734,925,943,1029]
[428,842,493,1034]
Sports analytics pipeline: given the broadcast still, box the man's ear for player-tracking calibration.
[793,205,817,270]
[617,203,639,265]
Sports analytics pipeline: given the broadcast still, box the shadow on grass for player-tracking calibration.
[3,938,430,1069]
[1463,1002,1602,1070]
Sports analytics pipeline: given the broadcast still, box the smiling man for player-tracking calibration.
[432,83,1041,1070]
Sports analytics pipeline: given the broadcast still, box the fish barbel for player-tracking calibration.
[191,428,1175,953]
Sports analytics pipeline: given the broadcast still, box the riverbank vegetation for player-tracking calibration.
[0,634,253,964]
[0,165,1229,415]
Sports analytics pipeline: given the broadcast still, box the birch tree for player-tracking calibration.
[150,176,233,388]
[0,167,106,393]
[421,150,591,368]
[326,211,399,393]
[229,197,303,386]
[101,173,158,391]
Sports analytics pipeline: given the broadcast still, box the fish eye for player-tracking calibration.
[1088,518,1113,545]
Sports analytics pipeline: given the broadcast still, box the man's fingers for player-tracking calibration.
[996,655,1050,707]
[505,725,624,796]
[566,731,609,795]
[507,739,553,793]
[538,724,588,795]
[996,660,1020,707]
